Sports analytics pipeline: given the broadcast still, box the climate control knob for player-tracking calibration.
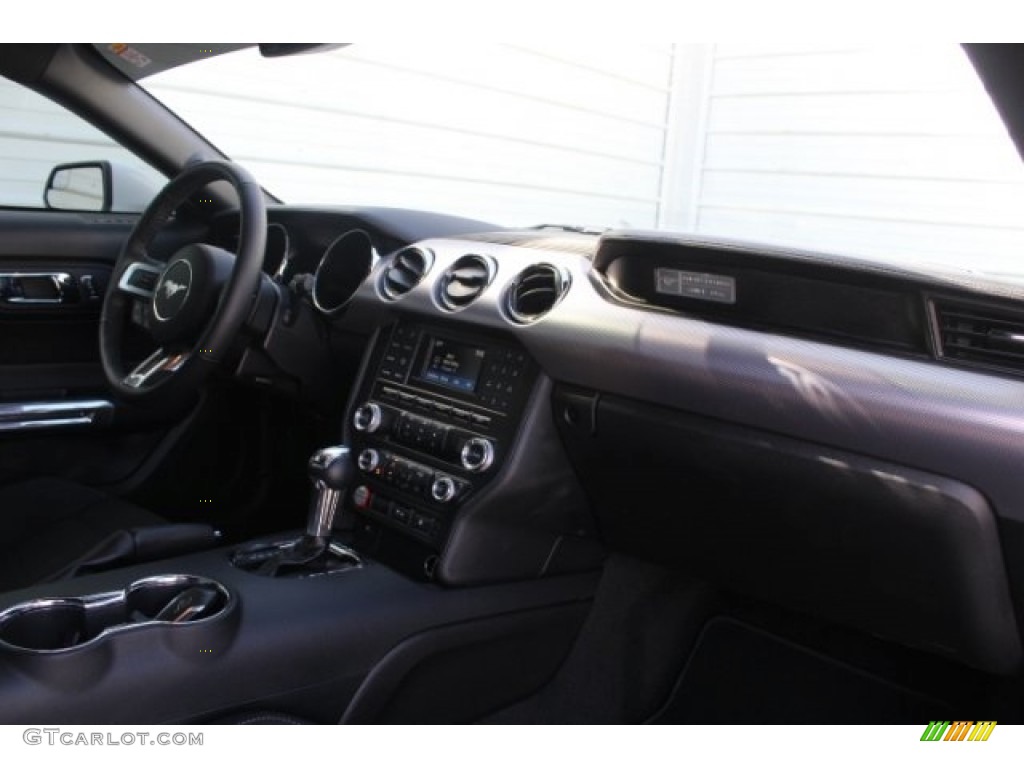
[353,402,383,433]
[460,437,495,473]
[357,448,381,472]
[431,475,457,504]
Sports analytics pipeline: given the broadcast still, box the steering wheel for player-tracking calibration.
[100,160,267,404]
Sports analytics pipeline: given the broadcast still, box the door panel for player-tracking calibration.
[0,209,177,488]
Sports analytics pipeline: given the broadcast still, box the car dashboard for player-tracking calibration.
[3,200,1021,725]
[211,202,1024,680]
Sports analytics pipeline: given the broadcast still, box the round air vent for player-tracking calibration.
[436,254,494,311]
[505,263,571,323]
[380,247,432,300]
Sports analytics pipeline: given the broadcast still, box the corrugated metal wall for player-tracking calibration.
[148,43,675,229]
[690,44,1024,274]
[3,44,1024,277]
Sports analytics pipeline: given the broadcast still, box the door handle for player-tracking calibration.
[0,272,75,304]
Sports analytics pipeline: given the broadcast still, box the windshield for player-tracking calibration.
[142,44,1024,280]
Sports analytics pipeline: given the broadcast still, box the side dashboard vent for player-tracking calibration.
[436,254,494,311]
[380,247,431,300]
[505,264,571,323]
[934,299,1024,373]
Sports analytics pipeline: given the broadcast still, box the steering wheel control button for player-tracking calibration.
[353,402,383,433]
[431,475,457,503]
[460,437,495,473]
[152,259,193,321]
[357,448,381,472]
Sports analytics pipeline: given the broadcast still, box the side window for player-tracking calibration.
[0,76,165,212]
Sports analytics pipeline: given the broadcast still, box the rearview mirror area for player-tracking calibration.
[44,161,111,212]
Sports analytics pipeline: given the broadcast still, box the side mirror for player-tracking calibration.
[44,160,159,213]
[44,161,111,211]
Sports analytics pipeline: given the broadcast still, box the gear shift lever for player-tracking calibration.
[306,446,355,540]
[231,445,361,577]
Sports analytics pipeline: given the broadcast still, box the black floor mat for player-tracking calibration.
[650,617,953,724]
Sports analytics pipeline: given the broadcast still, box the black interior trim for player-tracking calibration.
[554,386,1022,674]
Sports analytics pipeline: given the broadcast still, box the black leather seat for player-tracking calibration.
[0,476,214,593]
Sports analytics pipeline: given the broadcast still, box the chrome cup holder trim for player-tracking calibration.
[0,574,233,655]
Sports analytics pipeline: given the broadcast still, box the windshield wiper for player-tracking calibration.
[529,223,608,236]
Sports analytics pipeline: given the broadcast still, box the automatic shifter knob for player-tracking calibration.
[307,445,354,539]
[309,445,355,488]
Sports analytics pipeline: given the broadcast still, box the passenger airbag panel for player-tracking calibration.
[554,387,1021,674]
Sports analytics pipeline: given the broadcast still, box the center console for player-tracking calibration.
[344,320,538,576]
[0,313,605,724]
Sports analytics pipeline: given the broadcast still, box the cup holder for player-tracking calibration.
[0,575,231,654]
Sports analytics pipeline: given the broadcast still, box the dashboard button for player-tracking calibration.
[391,505,412,525]
[460,437,495,473]
[353,402,383,433]
[357,448,381,472]
[352,485,372,510]
[412,513,437,535]
[431,475,457,503]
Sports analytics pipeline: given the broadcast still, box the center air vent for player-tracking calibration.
[380,247,432,300]
[934,299,1024,374]
[436,254,494,311]
[505,263,571,324]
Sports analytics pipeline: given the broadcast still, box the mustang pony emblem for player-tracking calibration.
[162,279,188,299]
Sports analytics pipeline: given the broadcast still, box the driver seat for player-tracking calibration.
[0,476,218,593]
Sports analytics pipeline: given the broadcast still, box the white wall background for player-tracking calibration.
[686,44,1024,275]
[3,44,1024,276]
[147,43,675,229]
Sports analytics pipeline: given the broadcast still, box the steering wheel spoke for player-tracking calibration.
[123,348,190,390]
[117,261,162,299]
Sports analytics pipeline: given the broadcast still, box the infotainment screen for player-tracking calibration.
[417,336,486,393]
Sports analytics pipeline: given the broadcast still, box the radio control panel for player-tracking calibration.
[346,320,537,551]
